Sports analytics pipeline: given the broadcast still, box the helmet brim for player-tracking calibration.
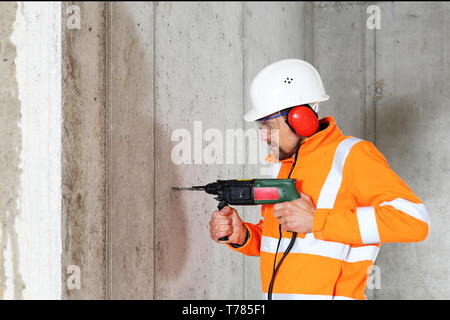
[243,95,330,122]
[243,108,268,122]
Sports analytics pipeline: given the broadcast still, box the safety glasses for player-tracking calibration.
[257,112,289,122]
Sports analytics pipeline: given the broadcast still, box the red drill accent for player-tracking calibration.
[254,187,280,200]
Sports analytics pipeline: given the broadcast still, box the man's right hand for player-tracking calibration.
[209,206,247,245]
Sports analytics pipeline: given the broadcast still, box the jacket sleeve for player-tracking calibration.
[226,210,264,256]
[312,140,430,245]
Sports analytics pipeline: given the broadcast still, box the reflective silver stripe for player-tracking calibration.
[316,137,362,209]
[380,198,430,225]
[262,293,356,300]
[334,295,359,300]
[344,245,379,263]
[261,235,347,260]
[357,207,380,244]
[263,293,332,300]
[261,234,378,262]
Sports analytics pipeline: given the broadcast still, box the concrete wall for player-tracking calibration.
[312,1,449,299]
[1,1,448,300]
[0,2,22,299]
[374,2,450,299]
[154,2,245,299]
[61,1,309,299]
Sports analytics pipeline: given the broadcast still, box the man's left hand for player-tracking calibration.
[273,192,316,233]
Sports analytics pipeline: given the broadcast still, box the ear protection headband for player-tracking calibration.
[286,104,319,137]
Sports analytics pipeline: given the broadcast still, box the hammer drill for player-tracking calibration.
[172,179,300,241]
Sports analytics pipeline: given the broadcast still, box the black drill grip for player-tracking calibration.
[217,201,229,241]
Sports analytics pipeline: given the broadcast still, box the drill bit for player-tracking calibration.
[171,186,205,191]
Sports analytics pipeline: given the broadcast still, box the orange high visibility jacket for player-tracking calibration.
[228,116,429,300]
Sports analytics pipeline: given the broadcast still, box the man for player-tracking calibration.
[209,59,429,300]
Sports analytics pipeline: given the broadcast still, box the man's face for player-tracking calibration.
[257,114,303,160]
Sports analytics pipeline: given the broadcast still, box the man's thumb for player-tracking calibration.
[220,206,231,216]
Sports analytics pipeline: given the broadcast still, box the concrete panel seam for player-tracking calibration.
[373,28,377,147]
[105,0,112,300]
[153,1,157,300]
[361,4,367,140]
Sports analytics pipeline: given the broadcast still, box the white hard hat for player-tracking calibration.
[244,59,329,122]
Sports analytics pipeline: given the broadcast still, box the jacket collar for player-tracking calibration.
[298,116,343,155]
[264,116,343,163]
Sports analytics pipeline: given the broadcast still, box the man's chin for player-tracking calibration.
[272,139,304,160]
[277,152,294,161]
[272,148,294,161]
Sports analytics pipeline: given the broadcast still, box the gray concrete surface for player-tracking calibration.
[61,2,107,299]
[0,2,22,299]
[107,2,155,299]
[1,1,447,300]
[154,2,245,299]
[373,2,450,299]
[314,2,373,139]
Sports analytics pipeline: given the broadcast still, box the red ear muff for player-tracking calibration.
[287,105,319,137]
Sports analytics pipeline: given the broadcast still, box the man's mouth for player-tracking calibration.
[269,144,279,153]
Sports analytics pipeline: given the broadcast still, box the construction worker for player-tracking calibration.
[209,59,430,300]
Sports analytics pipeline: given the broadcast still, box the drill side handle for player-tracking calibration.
[217,200,229,241]
[217,200,227,211]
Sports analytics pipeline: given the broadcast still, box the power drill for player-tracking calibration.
[172,179,300,241]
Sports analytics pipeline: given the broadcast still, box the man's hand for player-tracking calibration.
[209,206,247,245]
[273,192,316,233]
